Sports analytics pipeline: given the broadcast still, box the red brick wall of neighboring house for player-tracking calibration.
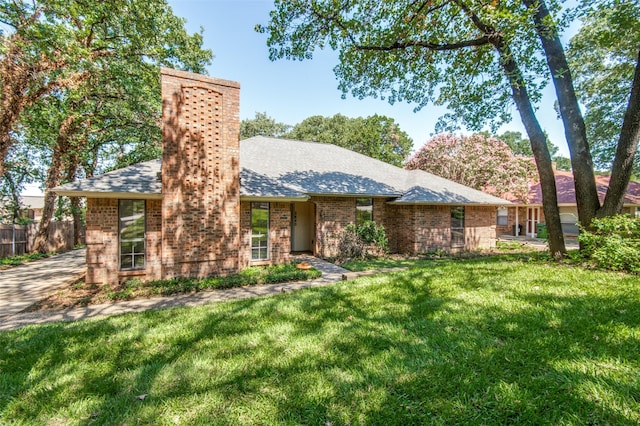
[160,68,241,279]
[496,206,546,236]
[239,201,291,268]
[85,198,162,285]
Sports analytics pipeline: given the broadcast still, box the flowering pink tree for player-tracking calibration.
[406,133,536,202]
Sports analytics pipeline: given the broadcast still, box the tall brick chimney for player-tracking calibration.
[160,68,241,278]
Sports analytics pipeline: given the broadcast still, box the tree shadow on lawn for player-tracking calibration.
[1,267,639,424]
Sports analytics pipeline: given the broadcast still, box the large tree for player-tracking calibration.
[240,112,291,140]
[495,131,557,158]
[1,0,212,252]
[260,0,567,256]
[568,0,640,176]
[0,0,211,179]
[406,133,537,202]
[522,0,640,222]
[286,113,413,167]
[495,130,570,170]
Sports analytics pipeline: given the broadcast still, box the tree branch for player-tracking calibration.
[356,36,491,51]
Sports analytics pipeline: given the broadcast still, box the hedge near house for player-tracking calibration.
[578,215,640,273]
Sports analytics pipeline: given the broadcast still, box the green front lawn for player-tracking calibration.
[1,257,639,424]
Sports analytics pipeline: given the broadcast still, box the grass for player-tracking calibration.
[2,257,640,424]
[0,252,52,267]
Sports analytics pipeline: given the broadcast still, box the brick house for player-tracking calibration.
[54,68,511,285]
[496,170,640,238]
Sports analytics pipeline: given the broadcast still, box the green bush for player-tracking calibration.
[579,215,640,273]
[338,220,388,260]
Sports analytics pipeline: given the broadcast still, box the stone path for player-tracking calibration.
[0,254,349,332]
[0,249,86,318]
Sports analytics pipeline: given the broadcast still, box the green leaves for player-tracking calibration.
[240,112,291,140]
[568,0,640,172]
[262,0,550,131]
[286,113,413,166]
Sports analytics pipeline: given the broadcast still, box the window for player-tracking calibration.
[251,202,269,260]
[497,207,508,226]
[356,198,373,225]
[119,200,145,270]
[451,206,465,248]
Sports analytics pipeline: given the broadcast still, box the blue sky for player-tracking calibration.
[167,0,575,156]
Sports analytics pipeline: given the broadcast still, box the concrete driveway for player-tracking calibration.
[0,249,86,317]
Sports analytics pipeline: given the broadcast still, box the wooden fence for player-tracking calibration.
[0,222,84,258]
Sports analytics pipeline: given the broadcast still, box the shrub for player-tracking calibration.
[338,220,388,260]
[579,215,640,273]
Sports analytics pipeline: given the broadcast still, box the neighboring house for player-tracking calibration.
[54,68,510,285]
[20,196,45,221]
[0,195,44,223]
[496,170,640,237]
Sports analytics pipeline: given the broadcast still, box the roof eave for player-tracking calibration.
[305,192,402,198]
[240,195,310,202]
[388,200,513,206]
[53,189,162,200]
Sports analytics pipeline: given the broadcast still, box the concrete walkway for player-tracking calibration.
[0,255,349,332]
[0,249,86,318]
[498,235,580,250]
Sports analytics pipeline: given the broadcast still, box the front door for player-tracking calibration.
[291,202,315,252]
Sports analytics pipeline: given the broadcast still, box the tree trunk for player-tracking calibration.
[457,2,566,256]
[492,37,567,258]
[523,0,600,228]
[598,48,640,217]
[70,196,83,246]
[64,142,84,247]
[32,115,76,253]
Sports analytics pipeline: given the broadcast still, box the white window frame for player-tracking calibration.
[497,207,508,226]
[251,202,269,261]
[451,206,465,248]
[119,199,146,271]
[356,197,373,225]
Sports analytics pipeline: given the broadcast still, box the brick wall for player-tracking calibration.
[239,201,291,268]
[145,199,163,281]
[160,68,241,279]
[465,206,497,250]
[85,198,162,285]
[385,204,496,254]
[414,205,452,253]
[310,196,355,258]
[496,206,545,237]
[385,204,413,253]
[85,198,118,285]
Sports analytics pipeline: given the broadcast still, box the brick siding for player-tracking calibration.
[310,196,355,258]
[385,204,496,254]
[85,198,162,285]
[465,206,497,250]
[160,68,241,279]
